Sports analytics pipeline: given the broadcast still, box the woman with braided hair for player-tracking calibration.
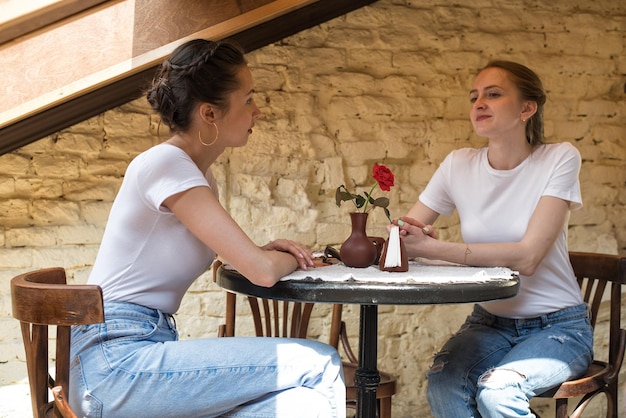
[69,39,346,417]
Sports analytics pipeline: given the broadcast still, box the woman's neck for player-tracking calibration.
[486,138,533,170]
[166,132,222,174]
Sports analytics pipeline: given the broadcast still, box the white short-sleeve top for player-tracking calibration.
[419,142,583,318]
[89,144,217,314]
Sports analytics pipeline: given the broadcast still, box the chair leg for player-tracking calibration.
[378,398,392,418]
[555,398,568,418]
[569,390,611,418]
[607,383,618,418]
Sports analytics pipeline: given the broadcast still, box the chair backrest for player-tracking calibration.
[11,267,104,418]
[248,297,314,338]
[569,251,626,383]
[218,293,359,361]
[211,257,357,360]
[217,283,315,339]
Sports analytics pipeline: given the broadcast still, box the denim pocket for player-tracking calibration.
[100,317,159,368]
[553,317,594,350]
[71,323,104,348]
[558,320,593,333]
[102,317,159,345]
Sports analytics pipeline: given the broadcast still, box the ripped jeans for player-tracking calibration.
[426,303,593,418]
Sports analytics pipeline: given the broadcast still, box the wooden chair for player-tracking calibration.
[213,260,397,418]
[11,267,105,418]
[533,251,626,418]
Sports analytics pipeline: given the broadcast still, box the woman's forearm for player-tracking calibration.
[417,239,540,275]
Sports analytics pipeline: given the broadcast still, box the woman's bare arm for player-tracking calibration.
[164,186,313,287]
[399,196,569,275]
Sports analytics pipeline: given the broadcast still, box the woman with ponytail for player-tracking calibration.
[397,61,593,418]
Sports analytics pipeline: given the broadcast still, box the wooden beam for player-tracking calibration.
[0,0,114,45]
[0,0,315,130]
[0,0,377,155]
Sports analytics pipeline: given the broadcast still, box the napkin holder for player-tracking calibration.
[379,225,408,272]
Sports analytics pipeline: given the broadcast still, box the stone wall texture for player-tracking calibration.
[1,0,625,416]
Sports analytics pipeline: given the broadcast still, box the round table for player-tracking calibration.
[216,263,519,418]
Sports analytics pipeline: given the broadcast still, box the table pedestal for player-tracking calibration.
[355,304,380,418]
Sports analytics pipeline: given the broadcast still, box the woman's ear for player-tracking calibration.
[198,102,216,123]
[521,101,537,121]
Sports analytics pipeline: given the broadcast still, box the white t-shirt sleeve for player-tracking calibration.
[418,152,458,216]
[135,145,211,212]
[542,142,582,211]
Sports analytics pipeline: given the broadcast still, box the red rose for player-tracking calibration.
[373,164,394,191]
[336,164,395,223]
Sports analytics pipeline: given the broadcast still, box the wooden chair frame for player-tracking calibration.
[11,267,104,418]
[534,252,626,418]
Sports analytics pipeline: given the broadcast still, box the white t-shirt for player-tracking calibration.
[89,144,217,314]
[419,142,583,318]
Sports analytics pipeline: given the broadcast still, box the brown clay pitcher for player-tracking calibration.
[340,213,377,268]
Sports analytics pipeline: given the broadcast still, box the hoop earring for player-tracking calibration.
[198,122,219,147]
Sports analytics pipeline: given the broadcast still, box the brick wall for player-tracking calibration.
[1,0,624,416]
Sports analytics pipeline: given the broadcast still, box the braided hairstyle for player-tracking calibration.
[147,39,247,132]
[481,60,546,145]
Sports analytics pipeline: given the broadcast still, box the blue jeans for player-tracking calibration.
[426,303,593,418]
[69,302,346,417]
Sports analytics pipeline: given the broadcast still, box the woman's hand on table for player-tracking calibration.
[262,239,315,270]
[387,217,438,259]
[396,216,438,239]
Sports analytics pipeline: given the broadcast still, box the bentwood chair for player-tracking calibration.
[533,252,626,418]
[213,260,397,418]
[11,268,104,418]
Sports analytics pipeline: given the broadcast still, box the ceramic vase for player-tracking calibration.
[340,212,377,268]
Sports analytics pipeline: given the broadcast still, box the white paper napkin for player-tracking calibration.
[280,258,517,284]
[383,225,402,268]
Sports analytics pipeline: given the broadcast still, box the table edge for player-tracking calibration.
[216,266,520,305]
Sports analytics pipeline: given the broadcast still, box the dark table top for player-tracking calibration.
[216,261,520,305]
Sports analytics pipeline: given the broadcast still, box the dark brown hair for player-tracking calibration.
[146,39,247,132]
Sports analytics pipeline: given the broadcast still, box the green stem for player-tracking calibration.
[362,183,377,213]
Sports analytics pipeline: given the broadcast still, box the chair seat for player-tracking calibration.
[539,360,612,399]
[342,361,397,401]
